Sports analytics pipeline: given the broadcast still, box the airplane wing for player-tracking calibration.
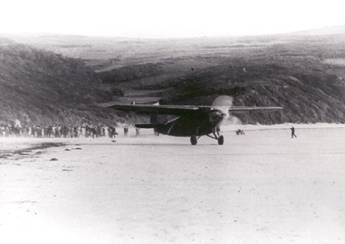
[229,106,283,112]
[98,102,200,115]
[99,102,282,115]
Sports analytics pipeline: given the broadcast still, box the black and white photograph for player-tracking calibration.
[1,0,345,243]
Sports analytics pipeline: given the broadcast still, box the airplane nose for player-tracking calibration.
[209,110,227,123]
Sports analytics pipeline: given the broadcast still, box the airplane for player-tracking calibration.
[99,96,282,145]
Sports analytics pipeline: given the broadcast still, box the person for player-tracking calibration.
[290,126,297,138]
[108,126,117,138]
[124,126,129,136]
[236,129,245,135]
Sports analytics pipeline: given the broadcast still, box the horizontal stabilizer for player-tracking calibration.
[135,124,157,129]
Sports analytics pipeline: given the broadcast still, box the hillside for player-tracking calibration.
[7,31,345,124]
[93,36,345,124]
[0,42,117,126]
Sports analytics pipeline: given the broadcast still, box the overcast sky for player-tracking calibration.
[1,0,345,38]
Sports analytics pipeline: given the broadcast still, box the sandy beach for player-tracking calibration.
[1,126,345,244]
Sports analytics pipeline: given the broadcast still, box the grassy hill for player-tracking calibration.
[6,31,345,124]
[0,42,118,126]
[91,35,345,124]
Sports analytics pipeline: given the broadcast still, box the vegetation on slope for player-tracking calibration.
[0,43,117,125]
[94,36,345,124]
[7,32,345,124]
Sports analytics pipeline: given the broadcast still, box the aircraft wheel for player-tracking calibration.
[217,135,224,145]
[190,136,198,145]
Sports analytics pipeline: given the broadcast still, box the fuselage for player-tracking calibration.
[154,109,226,137]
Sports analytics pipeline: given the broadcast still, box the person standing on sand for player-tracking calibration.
[124,126,129,136]
[290,126,297,138]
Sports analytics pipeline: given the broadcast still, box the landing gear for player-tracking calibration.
[206,131,225,145]
[190,135,198,145]
[217,135,224,145]
[190,128,224,145]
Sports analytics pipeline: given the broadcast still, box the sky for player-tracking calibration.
[1,0,345,38]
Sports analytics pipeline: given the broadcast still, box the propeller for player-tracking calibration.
[212,95,242,126]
